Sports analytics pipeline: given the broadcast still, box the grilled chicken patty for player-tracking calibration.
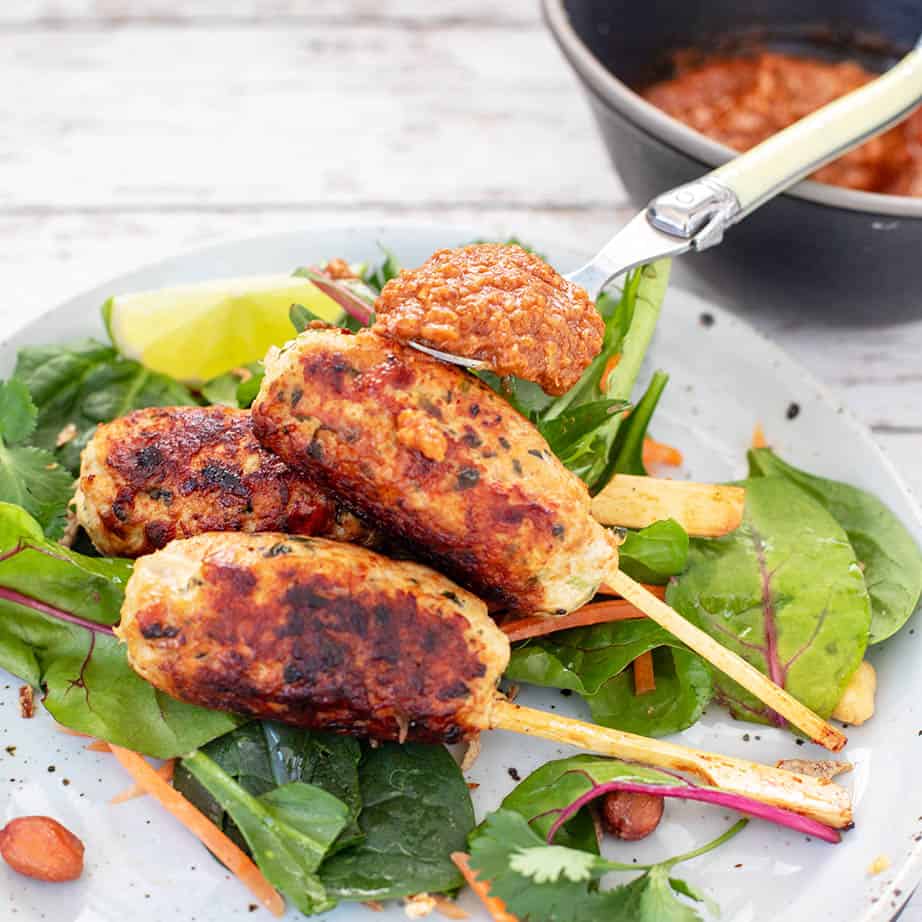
[117,532,509,743]
[77,406,368,557]
[252,329,615,614]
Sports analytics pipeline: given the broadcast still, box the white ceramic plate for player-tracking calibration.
[1,224,920,922]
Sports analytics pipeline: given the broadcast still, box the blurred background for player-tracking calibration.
[2,0,920,490]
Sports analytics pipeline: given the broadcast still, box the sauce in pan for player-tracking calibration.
[643,52,922,196]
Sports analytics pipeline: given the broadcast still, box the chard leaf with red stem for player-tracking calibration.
[0,502,239,757]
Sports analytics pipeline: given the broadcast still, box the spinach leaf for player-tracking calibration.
[619,518,689,584]
[748,448,922,644]
[539,399,631,468]
[606,370,669,480]
[499,754,688,853]
[182,750,349,915]
[174,721,363,851]
[14,339,197,474]
[506,618,712,737]
[176,728,473,903]
[538,261,671,490]
[0,379,74,538]
[587,647,713,737]
[320,741,474,902]
[468,809,743,922]
[0,502,239,756]
[668,477,871,725]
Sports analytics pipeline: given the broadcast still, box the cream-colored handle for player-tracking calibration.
[712,40,922,213]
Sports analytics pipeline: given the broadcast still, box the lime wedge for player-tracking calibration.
[104,274,345,384]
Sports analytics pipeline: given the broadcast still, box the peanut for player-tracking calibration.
[0,816,85,882]
[601,791,664,841]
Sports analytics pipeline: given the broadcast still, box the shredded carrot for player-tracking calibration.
[501,599,646,643]
[752,422,768,449]
[642,437,683,468]
[598,582,666,600]
[599,353,621,392]
[110,759,175,804]
[433,895,470,919]
[632,651,657,695]
[85,740,111,752]
[108,745,284,917]
[451,853,518,922]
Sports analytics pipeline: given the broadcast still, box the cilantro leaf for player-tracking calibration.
[509,845,598,884]
[469,808,745,922]
[0,380,73,538]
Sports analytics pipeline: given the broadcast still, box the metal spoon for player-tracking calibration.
[411,36,922,370]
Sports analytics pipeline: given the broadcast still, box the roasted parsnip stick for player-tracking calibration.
[592,474,745,537]
[490,699,852,829]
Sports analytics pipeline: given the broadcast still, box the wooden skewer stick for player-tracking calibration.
[592,474,745,537]
[490,698,852,829]
[606,568,847,752]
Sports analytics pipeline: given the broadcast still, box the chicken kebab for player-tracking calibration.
[118,530,852,832]
[76,405,371,557]
[251,325,844,749]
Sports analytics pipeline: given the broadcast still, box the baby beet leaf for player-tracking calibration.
[668,477,871,727]
[748,447,922,644]
[497,754,684,853]
[0,379,74,539]
[0,502,239,757]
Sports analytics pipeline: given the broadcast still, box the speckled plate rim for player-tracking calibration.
[1,221,921,922]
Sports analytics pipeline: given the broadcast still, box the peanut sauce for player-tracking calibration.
[373,243,604,395]
[643,52,922,196]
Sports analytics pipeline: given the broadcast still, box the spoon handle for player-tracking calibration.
[568,38,922,298]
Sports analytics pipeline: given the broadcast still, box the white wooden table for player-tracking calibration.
[2,2,920,917]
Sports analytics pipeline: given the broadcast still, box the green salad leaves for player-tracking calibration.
[507,618,712,737]
[174,722,474,912]
[749,447,922,644]
[669,477,871,725]
[0,502,238,756]
[0,380,74,538]
[14,339,197,475]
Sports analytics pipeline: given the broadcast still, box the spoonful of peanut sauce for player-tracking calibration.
[373,243,603,395]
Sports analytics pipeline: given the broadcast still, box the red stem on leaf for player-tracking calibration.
[0,586,116,636]
[546,779,841,845]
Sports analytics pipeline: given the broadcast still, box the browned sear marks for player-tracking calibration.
[76,406,370,557]
[117,533,510,743]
